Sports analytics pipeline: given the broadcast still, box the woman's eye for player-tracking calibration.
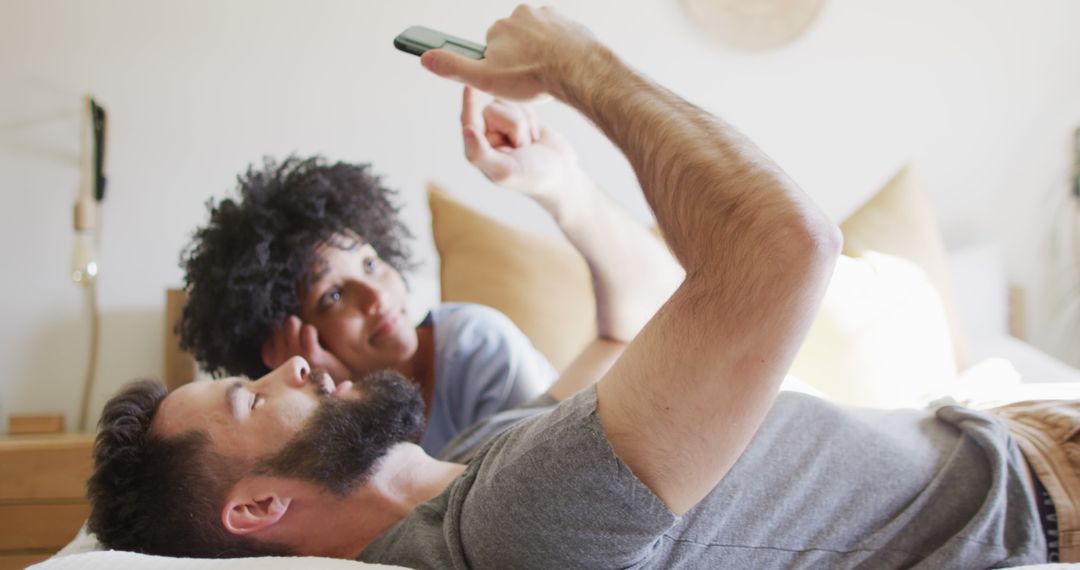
[251,394,264,410]
[363,258,377,273]
[320,289,342,308]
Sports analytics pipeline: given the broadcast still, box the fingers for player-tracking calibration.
[261,336,277,369]
[462,88,494,164]
[462,122,490,163]
[284,316,302,355]
[462,87,514,179]
[298,323,334,373]
[300,323,323,360]
[482,101,532,148]
[421,49,490,91]
[522,105,541,142]
[298,323,354,382]
[464,85,540,150]
[261,317,354,382]
[261,315,302,368]
[461,86,484,134]
[463,86,505,159]
[463,126,515,182]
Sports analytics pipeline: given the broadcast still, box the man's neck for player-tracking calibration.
[366,442,464,513]
[290,443,465,559]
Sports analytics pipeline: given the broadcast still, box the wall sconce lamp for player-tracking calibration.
[74,95,106,432]
[72,96,106,285]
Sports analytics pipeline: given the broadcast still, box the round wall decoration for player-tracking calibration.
[680,0,827,52]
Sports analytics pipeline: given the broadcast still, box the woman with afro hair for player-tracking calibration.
[178,88,682,458]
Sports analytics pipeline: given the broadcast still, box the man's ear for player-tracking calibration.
[222,478,293,536]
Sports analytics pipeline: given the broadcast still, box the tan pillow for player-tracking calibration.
[429,168,964,404]
[428,183,596,371]
[840,164,968,370]
[789,252,957,408]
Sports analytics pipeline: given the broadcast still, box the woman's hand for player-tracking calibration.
[461,86,585,213]
[261,315,353,383]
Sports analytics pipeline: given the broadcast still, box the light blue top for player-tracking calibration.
[418,303,558,456]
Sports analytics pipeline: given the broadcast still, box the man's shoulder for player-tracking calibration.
[452,387,677,567]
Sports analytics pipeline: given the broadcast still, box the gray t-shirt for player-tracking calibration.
[438,392,558,464]
[418,303,558,457]
[361,388,1047,568]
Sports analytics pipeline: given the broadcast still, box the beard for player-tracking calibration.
[256,369,425,496]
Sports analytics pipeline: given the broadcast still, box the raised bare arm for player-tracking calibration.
[457,87,683,400]
[423,5,841,514]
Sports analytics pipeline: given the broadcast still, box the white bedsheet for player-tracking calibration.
[31,541,1080,569]
[970,335,1080,385]
[32,550,406,570]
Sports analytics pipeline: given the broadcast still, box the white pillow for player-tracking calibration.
[45,526,410,570]
[53,524,100,557]
[946,243,1010,340]
[779,374,828,399]
[790,252,957,409]
[948,356,1080,409]
[32,551,406,569]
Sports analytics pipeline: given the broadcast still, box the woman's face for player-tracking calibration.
[298,235,418,378]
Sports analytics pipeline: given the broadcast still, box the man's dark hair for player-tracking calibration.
[86,379,287,557]
[178,155,414,378]
[87,373,422,557]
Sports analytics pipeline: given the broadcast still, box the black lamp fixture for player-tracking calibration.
[1073,126,1079,198]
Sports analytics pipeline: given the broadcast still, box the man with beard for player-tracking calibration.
[86,5,1070,567]
[88,358,434,557]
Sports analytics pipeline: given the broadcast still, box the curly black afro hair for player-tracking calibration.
[178,156,414,379]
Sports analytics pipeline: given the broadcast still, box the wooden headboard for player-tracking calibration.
[164,288,195,390]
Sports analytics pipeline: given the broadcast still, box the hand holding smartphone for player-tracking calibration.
[394,26,485,60]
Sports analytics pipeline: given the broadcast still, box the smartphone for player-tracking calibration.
[394,26,485,60]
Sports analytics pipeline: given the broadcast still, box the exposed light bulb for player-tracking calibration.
[72,194,98,286]
[71,231,98,285]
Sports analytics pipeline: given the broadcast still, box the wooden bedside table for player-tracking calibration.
[0,433,94,569]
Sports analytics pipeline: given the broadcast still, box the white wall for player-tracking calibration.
[2,0,1078,433]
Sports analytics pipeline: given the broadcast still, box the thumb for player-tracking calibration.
[421,49,489,89]
[462,125,491,163]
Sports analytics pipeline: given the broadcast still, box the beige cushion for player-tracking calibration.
[429,183,596,371]
[428,169,963,406]
[840,164,968,370]
[788,253,957,408]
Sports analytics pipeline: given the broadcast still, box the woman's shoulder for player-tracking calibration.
[430,302,520,337]
[430,303,548,371]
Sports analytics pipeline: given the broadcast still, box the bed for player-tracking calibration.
[33,165,1080,569]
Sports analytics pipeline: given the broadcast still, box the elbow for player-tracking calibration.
[810,217,844,264]
[780,213,843,275]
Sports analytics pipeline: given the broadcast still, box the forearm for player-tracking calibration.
[545,169,683,342]
[422,7,842,513]
[549,48,838,275]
